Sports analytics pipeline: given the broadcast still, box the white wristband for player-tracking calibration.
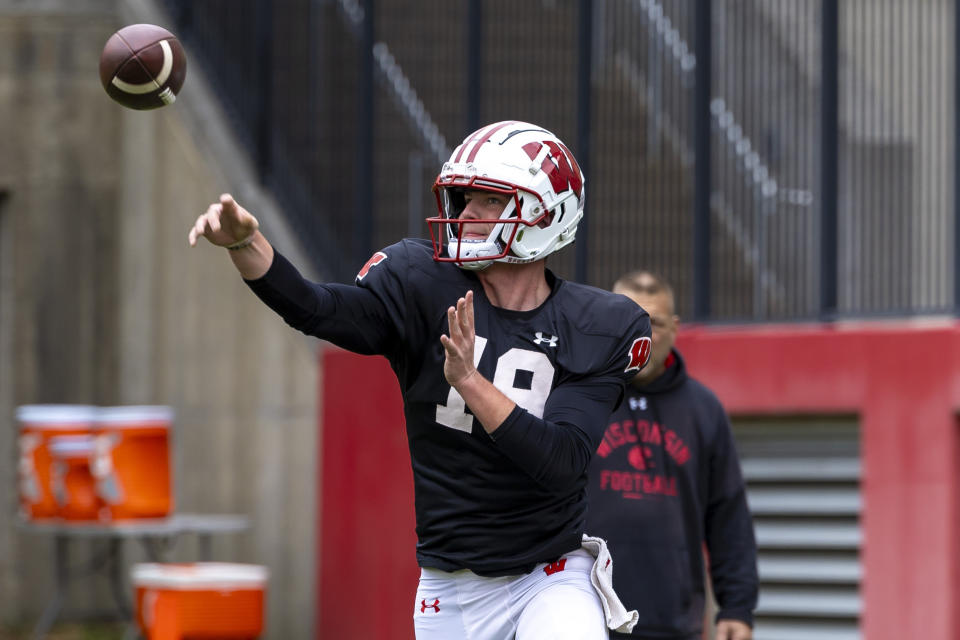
[226,233,255,251]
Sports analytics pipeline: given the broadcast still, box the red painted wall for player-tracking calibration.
[318,350,418,640]
[319,322,960,640]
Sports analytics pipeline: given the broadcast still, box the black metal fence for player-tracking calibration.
[162,0,958,322]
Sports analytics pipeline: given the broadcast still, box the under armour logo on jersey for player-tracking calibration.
[420,598,440,613]
[533,332,559,347]
[543,559,567,576]
[629,397,648,411]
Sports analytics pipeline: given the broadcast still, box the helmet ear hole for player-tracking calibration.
[537,202,558,229]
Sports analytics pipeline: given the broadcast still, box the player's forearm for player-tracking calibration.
[454,371,516,434]
[488,378,622,488]
[244,251,393,354]
[228,231,274,280]
[489,409,592,488]
[459,379,594,488]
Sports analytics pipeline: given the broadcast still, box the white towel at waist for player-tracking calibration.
[581,534,639,634]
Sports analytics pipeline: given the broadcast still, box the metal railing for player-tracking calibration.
[162,0,959,322]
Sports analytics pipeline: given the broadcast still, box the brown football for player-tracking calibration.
[99,24,187,110]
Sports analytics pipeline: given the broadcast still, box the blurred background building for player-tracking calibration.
[2,0,958,638]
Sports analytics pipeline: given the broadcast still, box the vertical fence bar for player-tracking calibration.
[172,1,193,38]
[356,0,375,268]
[408,151,424,239]
[255,0,273,180]
[575,0,593,284]
[693,0,712,320]
[955,0,960,313]
[466,0,482,133]
[820,0,839,319]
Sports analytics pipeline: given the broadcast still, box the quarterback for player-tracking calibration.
[189,121,651,639]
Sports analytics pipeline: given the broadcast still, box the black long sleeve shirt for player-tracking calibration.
[247,239,651,576]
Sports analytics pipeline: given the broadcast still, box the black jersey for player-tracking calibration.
[247,238,651,576]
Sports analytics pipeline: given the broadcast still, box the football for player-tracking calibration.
[99,24,187,110]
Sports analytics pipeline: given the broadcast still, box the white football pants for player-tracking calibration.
[413,548,608,640]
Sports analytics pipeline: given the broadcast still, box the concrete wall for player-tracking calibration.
[0,1,318,637]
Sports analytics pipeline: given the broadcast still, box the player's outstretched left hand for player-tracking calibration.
[715,620,752,640]
[441,290,477,388]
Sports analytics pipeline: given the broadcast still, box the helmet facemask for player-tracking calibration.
[429,178,538,271]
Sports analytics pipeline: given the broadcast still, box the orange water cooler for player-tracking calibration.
[132,563,268,639]
[93,405,173,521]
[16,405,97,520]
[49,434,101,521]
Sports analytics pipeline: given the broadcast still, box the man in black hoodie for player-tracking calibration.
[587,271,758,640]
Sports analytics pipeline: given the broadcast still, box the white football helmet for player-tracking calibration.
[428,120,585,270]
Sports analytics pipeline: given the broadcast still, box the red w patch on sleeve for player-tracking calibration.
[625,336,652,372]
[356,251,387,282]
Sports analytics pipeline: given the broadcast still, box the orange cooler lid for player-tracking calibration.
[132,563,268,590]
[97,406,174,428]
[16,405,97,427]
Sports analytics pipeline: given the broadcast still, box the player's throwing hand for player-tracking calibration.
[441,290,477,387]
[188,193,259,248]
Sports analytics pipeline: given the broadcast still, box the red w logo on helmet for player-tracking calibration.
[521,140,583,197]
